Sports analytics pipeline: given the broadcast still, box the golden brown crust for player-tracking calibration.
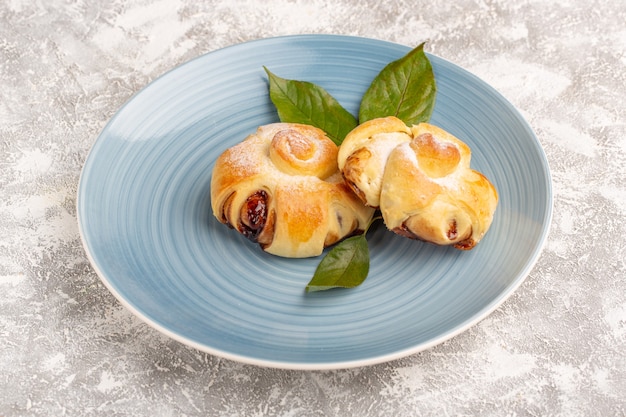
[211,123,374,258]
[337,117,412,207]
[339,116,498,249]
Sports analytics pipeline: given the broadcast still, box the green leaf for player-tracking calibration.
[264,67,358,145]
[359,42,437,126]
[305,235,370,292]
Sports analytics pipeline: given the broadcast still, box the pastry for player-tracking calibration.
[338,116,412,208]
[338,116,498,250]
[211,123,375,258]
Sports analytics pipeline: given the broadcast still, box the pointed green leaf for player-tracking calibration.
[359,43,437,125]
[305,235,370,292]
[264,67,358,145]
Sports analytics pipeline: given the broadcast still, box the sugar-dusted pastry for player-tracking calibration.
[338,116,413,208]
[338,116,498,250]
[211,123,375,258]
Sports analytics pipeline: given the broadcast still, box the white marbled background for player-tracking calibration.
[1,0,625,415]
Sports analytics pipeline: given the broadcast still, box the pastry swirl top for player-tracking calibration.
[211,123,374,258]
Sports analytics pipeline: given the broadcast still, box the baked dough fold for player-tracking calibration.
[211,123,375,257]
[338,116,498,250]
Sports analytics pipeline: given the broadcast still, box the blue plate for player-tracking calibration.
[77,35,552,369]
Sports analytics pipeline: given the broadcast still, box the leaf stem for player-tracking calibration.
[363,215,383,236]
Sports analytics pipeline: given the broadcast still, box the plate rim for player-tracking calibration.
[77,34,554,370]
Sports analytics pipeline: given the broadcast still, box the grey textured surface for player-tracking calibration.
[1,0,625,416]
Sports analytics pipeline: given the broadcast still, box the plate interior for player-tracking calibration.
[78,35,552,369]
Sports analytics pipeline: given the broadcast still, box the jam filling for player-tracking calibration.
[239,190,268,242]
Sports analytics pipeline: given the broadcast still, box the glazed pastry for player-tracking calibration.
[338,116,498,250]
[211,123,375,258]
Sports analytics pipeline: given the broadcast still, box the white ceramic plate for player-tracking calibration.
[77,35,552,369]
